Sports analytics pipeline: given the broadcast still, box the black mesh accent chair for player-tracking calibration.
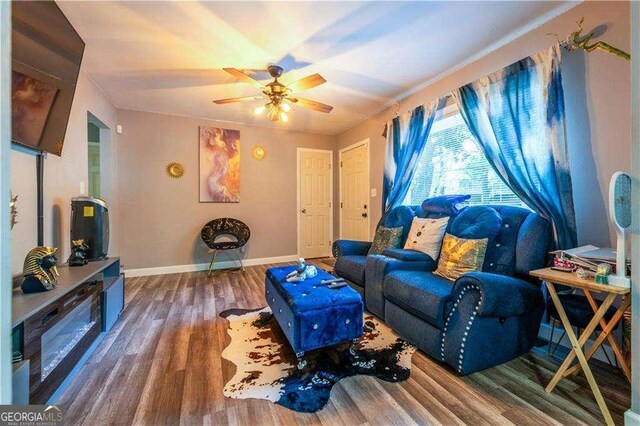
[201,218,250,275]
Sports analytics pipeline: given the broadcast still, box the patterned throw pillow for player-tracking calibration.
[403,216,450,259]
[368,227,403,255]
[434,233,489,281]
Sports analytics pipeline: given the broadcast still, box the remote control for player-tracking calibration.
[320,278,345,285]
[328,282,347,289]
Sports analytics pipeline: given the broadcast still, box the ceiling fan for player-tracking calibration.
[213,65,333,122]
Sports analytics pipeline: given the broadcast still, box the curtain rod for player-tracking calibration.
[382,93,453,137]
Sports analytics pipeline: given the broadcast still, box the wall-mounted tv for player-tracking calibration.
[11,1,85,156]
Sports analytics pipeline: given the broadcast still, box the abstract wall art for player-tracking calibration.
[11,71,58,147]
[199,126,240,202]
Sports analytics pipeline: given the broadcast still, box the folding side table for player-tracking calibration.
[530,267,630,426]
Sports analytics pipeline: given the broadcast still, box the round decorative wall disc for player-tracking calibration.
[166,162,185,178]
[252,146,266,160]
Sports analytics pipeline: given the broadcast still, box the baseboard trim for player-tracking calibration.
[124,255,299,278]
[625,410,640,426]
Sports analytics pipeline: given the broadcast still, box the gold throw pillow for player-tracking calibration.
[434,233,488,281]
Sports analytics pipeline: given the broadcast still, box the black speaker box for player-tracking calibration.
[70,196,109,261]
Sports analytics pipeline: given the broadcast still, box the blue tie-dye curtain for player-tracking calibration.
[382,99,444,216]
[452,44,576,249]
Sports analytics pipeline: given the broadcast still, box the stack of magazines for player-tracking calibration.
[551,245,630,274]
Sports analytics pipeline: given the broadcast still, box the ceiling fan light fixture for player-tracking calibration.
[214,66,332,123]
[267,107,279,121]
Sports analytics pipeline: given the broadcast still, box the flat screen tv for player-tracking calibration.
[11,1,85,156]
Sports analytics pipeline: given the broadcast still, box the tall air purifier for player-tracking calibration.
[608,172,632,288]
[70,196,109,261]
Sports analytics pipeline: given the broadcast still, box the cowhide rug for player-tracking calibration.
[220,307,416,413]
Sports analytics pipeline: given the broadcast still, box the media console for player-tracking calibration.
[12,258,124,404]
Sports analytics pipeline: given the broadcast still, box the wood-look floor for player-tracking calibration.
[58,262,631,425]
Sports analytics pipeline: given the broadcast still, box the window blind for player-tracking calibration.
[405,108,529,209]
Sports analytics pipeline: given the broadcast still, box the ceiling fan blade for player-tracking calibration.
[288,97,333,113]
[213,96,265,104]
[223,68,265,89]
[286,74,326,93]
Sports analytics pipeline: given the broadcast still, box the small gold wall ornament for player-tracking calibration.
[166,162,185,179]
[10,191,18,229]
[252,146,266,160]
[553,18,631,61]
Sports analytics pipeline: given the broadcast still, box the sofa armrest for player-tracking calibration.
[332,240,372,258]
[451,272,542,318]
[381,248,436,265]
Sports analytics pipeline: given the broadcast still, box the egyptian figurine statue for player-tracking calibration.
[21,246,60,293]
[68,239,90,267]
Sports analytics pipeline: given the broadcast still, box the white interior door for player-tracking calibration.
[340,141,369,240]
[298,149,332,258]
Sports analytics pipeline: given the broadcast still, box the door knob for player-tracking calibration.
[361,212,368,218]
[301,209,307,213]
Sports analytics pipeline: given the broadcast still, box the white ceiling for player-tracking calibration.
[58,1,572,135]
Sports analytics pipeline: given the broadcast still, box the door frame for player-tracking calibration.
[338,139,370,240]
[296,148,334,258]
[628,1,640,421]
[87,141,101,197]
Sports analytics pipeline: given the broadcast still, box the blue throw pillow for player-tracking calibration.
[450,205,502,241]
[421,194,471,216]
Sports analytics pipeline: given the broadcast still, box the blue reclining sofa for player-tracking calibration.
[332,202,551,374]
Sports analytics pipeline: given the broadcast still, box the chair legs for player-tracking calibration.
[577,327,616,368]
[548,318,567,358]
[594,330,617,368]
[232,248,245,272]
[547,319,617,368]
[548,318,556,355]
[207,248,244,276]
[207,249,218,276]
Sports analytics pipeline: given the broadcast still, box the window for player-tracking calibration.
[405,106,529,209]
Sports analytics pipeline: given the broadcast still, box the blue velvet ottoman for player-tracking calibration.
[265,265,364,366]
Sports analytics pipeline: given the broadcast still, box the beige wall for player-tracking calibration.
[10,70,118,274]
[336,1,631,248]
[116,109,337,270]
